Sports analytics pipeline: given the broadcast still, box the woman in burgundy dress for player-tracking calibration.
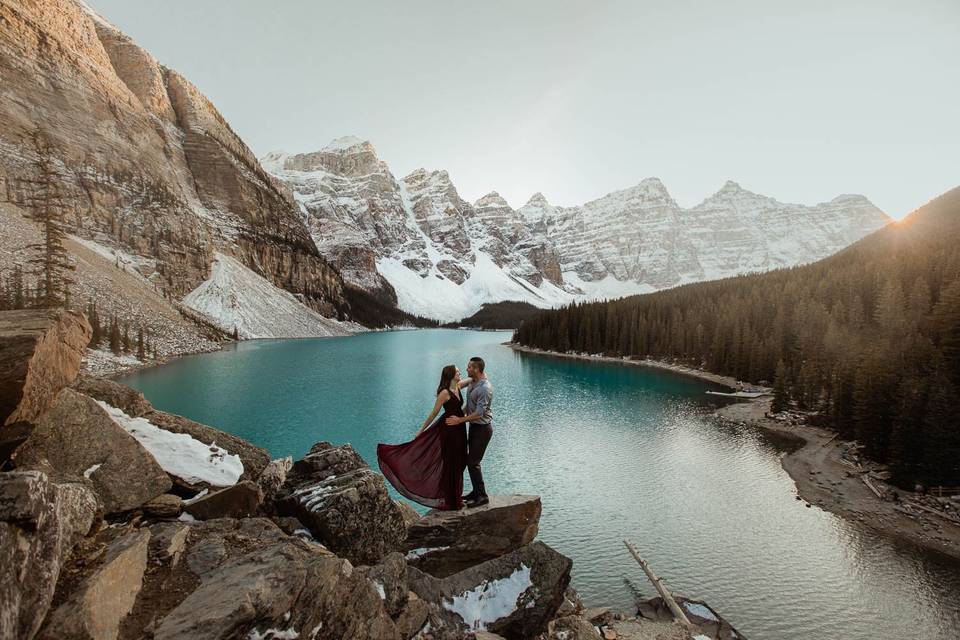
[377,364,468,510]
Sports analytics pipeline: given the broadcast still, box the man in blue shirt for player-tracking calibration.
[446,356,493,507]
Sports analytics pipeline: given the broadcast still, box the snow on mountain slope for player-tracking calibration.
[182,253,358,339]
[264,138,891,322]
[378,252,572,323]
[264,139,574,321]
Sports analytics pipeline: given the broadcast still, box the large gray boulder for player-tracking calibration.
[15,388,171,513]
[0,309,91,426]
[71,377,271,482]
[407,541,572,640]
[277,442,406,565]
[0,471,97,640]
[146,518,402,640]
[71,375,153,418]
[38,529,151,640]
[404,495,541,577]
[183,480,263,520]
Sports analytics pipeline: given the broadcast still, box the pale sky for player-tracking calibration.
[89,0,959,219]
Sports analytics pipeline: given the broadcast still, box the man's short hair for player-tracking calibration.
[469,356,485,373]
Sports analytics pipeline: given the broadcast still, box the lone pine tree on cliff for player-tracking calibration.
[24,128,75,308]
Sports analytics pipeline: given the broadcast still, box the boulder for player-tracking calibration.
[548,615,601,639]
[0,421,33,469]
[277,442,406,565]
[256,456,292,502]
[183,481,263,520]
[15,389,171,513]
[357,551,409,617]
[582,607,614,626]
[149,522,189,566]
[404,495,541,577]
[556,585,584,617]
[39,529,151,640]
[0,309,91,426]
[71,375,153,418]
[395,596,431,638]
[143,493,182,518]
[636,598,743,640]
[0,471,97,640]
[407,541,572,640]
[149,518,402,640]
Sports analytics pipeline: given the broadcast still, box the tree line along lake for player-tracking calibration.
[118,329,960,640]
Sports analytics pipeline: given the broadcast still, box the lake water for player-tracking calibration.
[119,329,960,639]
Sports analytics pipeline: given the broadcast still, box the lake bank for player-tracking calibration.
[507,343,748,391]
[509,342,960,563]
[717,398,960,563]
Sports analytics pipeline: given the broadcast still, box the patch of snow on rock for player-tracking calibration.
[246,627,299,640]
[182,253,355,339]
[442,564,533,630]
[404,546,450,561]
[683,602,719,622]
[82,463,102,479]
[97,401,243,486]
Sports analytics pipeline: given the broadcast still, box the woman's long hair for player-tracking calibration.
[436,364,457,396]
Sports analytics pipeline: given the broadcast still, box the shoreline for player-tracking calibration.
[507,342,747,391]
[510,342,960,563]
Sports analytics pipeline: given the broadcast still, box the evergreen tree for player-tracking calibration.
[772,360,789,413]
[109,316,121,355]
[24,129,75,308]
[136,326,145,360]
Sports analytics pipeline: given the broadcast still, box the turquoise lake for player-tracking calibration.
[119,329,960,640]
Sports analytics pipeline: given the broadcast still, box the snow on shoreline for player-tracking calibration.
[97,401,243,486]
[182,253,356,340]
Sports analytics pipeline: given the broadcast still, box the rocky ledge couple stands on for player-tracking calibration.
[377,356,493,510]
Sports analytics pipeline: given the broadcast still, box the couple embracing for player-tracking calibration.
[377,357,493,510]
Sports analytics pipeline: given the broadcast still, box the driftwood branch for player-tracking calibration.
[862,475,883,499]
[623,540,693,629]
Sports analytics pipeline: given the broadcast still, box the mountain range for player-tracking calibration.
[263,138,891,321]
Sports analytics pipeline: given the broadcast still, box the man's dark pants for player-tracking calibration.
[467,422,493,497]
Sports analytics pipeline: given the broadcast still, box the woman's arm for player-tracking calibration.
[417,391,448,435]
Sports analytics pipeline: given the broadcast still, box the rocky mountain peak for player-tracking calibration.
[525,192,550,208]
[269,137,382,177]
[474,191,511,209]
[621,177,671,201]
[699,180,763,205]
[830,193,875,207]
[321,135,374,155]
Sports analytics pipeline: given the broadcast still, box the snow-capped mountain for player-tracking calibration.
[263,139,572,322]
[264,138,891,322]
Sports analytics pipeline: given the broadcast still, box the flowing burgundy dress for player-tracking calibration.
[377,389,467,510]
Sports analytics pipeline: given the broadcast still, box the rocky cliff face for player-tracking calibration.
[0,0,345,317]
[266,138,891,322]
